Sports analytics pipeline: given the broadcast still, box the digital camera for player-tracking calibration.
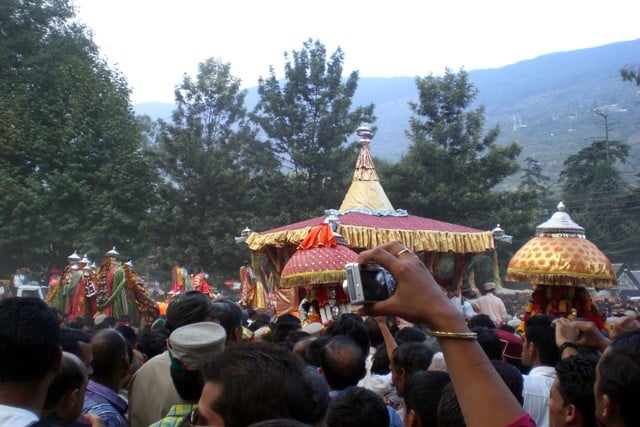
[343,262,397,304]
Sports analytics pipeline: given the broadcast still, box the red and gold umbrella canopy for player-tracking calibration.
[506,202,615,289]
[280,223,358,288]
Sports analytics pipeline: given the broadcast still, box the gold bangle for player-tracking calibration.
[426,330,478,340]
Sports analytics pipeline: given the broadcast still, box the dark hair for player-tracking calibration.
[394,326,427,345]
[325,313,370,356]
[467,313,497,329]
[90,329,128,380]
[249,313,272,332]
[116,324,138,348]
[524,315,560,366]
[67,316,92,331]
[301,366,330,425]
[303,335,329,367]
[364,317,384,348]
[209,299,242,338]
[437,382,465,427]
[326,386,389,427]
[272,314,301,344]
[371,344,390,375]
[0,297,60,382]
[555,356,596,427]
[472,327,502,361]
[320,335,366,390]
[202,342,318,426]
[392,342,433,377]
[499,323,516,334]
[140,326,169,359]
[59,327,92,357]
[491,360,524,405]
[43,353,85,410]
[170,365,204,402]
[403,370,451,427]
[165,291,210,332]
[247,419,312,427]
[597,329,640,427]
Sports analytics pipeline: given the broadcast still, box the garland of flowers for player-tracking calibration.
[524,285,605,331]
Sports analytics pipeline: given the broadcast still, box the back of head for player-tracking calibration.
[491,360,524,405]
[524,314,560,366]
[248,419,312,427]
[392,342,434,377]
[202,342,317,426]
[326,386,389,427]
[165,291,210,332]
[43,352,85,411]
[371,344,391,375]
[208,298,242,340]
[472,327,502,361]
[303,335,329,367]
[90,329,128,381]
[320,335,366,390]
[467,313,497,329]
[437,382,465,427]
[272,313,301,343]
[325,313,370,356]
[0,297,60,382]
[168,322,226,402]
[394,326,427,345]
[59,327,92,358]
[403,370,451,427]
[364,316,384,348]
[555,355,596,427]
[597,329,640,427]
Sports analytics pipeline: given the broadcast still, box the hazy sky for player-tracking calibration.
[72,0,639,104]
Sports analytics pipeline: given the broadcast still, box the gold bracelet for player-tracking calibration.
[426,330,478,340]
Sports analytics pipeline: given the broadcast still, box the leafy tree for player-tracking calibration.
[559,110,639,263]
[0,0,156,275]
[147,58,286,282]
[251,39,376,218]
[382,69,539,231]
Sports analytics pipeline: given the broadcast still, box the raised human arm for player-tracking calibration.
[357,242,526,427]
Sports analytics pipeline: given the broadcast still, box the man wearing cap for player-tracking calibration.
[448,284,476,321]
[471,282,508,327]
[128,291,212,427]
[150,322,226,427]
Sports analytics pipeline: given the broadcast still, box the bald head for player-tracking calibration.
[91,329,129,386]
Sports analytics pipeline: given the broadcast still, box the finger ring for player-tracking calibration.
[395,248,412,257]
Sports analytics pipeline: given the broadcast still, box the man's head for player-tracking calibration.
[208,298,243,343]
[482,282,496,294]
[403,370,451,427]
[391,342,433,397]
[549,355,596,427]
[320,335,366,391]
[165,290,211,332]
[167,321,226,402]
[523,315,559,367]
[611,315,640,340]
[42,352,88,425]
[326,386,389,427]
[271,314,301,344]
[325,313,370,356]
[594,329,640,427]
[90,329,130,389]
[59,327,93,372]
[197,342,320,426]
[437,382,465,427]
[0,297,61,384]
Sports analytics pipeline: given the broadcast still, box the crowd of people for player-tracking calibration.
[1,241,640,427]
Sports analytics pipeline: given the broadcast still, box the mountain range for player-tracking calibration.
[135,39,640,180]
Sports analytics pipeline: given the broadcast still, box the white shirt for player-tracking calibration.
[0,404,39,427]
[522,365,556,427]
[450,296,476,319]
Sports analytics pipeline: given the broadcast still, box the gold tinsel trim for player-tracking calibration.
[505,271,617,289]
[280,270,346,288]
[247,226,494,254]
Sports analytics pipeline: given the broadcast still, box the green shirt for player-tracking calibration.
[149,403,196,427]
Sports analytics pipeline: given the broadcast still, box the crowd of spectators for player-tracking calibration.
[2,242,640,427]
